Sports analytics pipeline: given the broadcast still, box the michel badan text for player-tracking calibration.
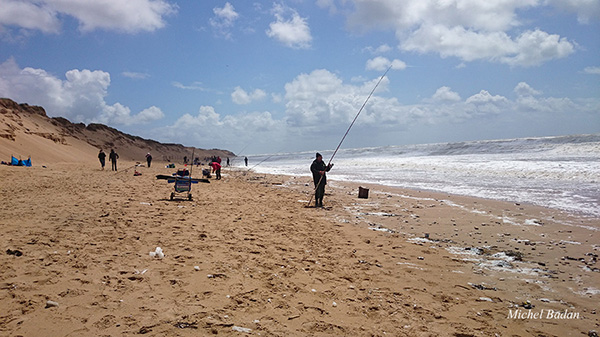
[508,309,580,320]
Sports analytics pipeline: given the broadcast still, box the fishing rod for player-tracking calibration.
[231,145,288,179]
[246,149,283,172]
[307,65,392,207]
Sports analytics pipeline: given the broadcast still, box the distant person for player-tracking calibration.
[244,156,248,166]
[226,157,230,166]
[310,152,333,208]
[98,149,106,170]
[109,149,119,171]
[146,152,152,167]
[217,156,221,164]
[183,156,188,164]
[210,161,222,180]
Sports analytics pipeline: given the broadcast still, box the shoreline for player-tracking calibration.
[0,162,598,336]
[247,167,600,219]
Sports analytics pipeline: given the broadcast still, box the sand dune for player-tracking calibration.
[0,98,233,165]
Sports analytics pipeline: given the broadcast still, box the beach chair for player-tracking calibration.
[156,168,209,201]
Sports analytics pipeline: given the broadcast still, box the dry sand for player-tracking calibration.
[0,160,599,336]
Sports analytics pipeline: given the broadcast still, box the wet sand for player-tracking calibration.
[0,162,598,336]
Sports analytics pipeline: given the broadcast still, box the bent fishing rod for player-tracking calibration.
[307,65,392,207]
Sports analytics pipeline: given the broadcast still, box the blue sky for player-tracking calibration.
[1,0,599,155]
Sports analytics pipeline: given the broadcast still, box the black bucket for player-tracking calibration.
[358,186,369,199]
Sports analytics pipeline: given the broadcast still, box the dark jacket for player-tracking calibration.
[109,151,119,162]
[311,159,332,186]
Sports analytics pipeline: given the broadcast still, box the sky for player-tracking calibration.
[0,0,599,155]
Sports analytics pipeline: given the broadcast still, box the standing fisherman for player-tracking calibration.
[310,153,333,208]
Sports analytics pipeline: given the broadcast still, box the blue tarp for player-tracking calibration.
[11,156,31,167]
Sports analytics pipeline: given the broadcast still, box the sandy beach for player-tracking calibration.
[0,159,598,337]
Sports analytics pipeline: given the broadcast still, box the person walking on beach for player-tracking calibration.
[98,149,106,170]
[146,152,152,167]
[109,149,119,171]
[310,152,333,208]
[210,161,222,180]
[244,156,248,166]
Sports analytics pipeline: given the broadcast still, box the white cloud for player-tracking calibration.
[122,71,150,80]
[266,3,312,49]
[544,0,600,24]
[403,25,574,67]
[281,69,553,132]
[316,0,338,14]
[284,69,397,127]
[500,29,575,66]
[584,66,600,75]
[432,86,461,102]
[231,86,267,105]
[271,93,283,103]
[0,58,164,125]
[344,0,576,67]
[363,44,392,54]
[210,2,239,39]
[172,81,207,91]
[366,57,407,71]
[0,0,60,34]
[466,90,509,105]
[155,106,285,151]
[0,0,177,34]
[514,82,542,97]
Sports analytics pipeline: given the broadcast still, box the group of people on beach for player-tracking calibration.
[97,149,119,171]
[97,148,334,207]
[97,149,151,171]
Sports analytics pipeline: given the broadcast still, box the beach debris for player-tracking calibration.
[589,330,599,337]
[504,250,523,261]
[6,249,23,257]
[207,273,227,278]
[138,325,155,334]
[45,300,59,308]
[521,300,534,309]
[194,266,200,271]
[469,283,497,291]
[232,326,252,333]
[174,321,198,329]
[477,297,493,302]
[149,247,165,259]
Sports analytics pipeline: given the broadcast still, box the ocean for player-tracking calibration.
[238,134,600,217]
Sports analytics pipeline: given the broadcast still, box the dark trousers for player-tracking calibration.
[215,168,221,180]
[147,159,151,167]
[111,161,117,171]
[314,182,325,206]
